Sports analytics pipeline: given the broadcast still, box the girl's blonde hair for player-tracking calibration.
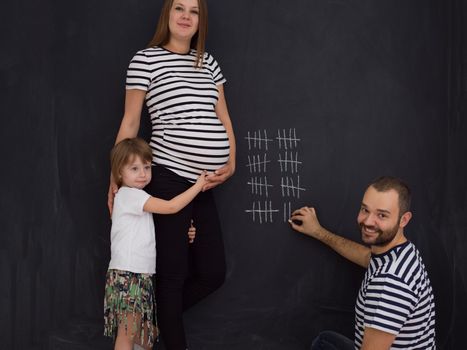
[147,0,208,68]
[110,138,153,187]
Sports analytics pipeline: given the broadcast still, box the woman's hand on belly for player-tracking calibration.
[203,159,235,191]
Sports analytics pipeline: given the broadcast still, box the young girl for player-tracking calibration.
[104,137,206,350]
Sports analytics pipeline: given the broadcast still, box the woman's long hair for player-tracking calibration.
[147,0,208,68]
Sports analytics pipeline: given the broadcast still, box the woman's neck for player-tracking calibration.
[164,39,191,54]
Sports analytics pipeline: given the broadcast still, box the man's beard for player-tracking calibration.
[359,221,399,247]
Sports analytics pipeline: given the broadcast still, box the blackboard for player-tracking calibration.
[1,0,466,349]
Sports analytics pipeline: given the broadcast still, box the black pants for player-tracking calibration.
[310,331,355,350]
[147,166,226,350]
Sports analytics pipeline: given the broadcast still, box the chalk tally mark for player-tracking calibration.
[278,151,302,173]
[247,176,273,197]
[245,201,279,224]
[245,128,306,224]
[246,154,270,173]
[245,130,273,151]
[276,128,300,150]
[280,175,306,199]
[283,201,292,223]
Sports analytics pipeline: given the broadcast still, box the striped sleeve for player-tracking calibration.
[126,50,151,91]
[363,273,417,335]
[205,53,226,85]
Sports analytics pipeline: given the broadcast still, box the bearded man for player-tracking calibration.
[289,176,436,350]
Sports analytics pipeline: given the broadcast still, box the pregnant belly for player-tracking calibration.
[154,130,230,171]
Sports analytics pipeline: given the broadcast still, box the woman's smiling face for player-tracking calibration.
[168,0,200,43]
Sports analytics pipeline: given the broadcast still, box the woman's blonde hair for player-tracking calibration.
[110,138,153,187]
[147,0,208,68]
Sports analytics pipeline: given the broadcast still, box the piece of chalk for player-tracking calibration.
[290,219,302,225]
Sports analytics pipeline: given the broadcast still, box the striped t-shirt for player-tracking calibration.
[126,46,230,182]
[354,241,436,349]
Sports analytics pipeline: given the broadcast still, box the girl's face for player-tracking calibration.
[120,156,152,189]
[168,0,199,43]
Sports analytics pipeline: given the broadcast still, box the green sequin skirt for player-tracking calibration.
[103,269,157,346]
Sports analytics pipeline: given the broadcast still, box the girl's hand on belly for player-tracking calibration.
[203,160,235,191]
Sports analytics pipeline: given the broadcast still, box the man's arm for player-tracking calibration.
[360,327,396,350]
[289,206,371,268]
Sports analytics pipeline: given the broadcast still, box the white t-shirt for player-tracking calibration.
[108,187,155,274]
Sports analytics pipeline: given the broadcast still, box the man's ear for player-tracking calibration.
[399,211,412,228]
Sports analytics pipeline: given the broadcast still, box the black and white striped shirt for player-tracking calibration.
[354,241,436,349]
[126,46,230,182]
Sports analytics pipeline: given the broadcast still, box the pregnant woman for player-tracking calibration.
[108,0,236,349]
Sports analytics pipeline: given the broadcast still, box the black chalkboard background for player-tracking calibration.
[1,0,466,349]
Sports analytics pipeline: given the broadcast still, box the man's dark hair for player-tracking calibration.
[369,176,411,215]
